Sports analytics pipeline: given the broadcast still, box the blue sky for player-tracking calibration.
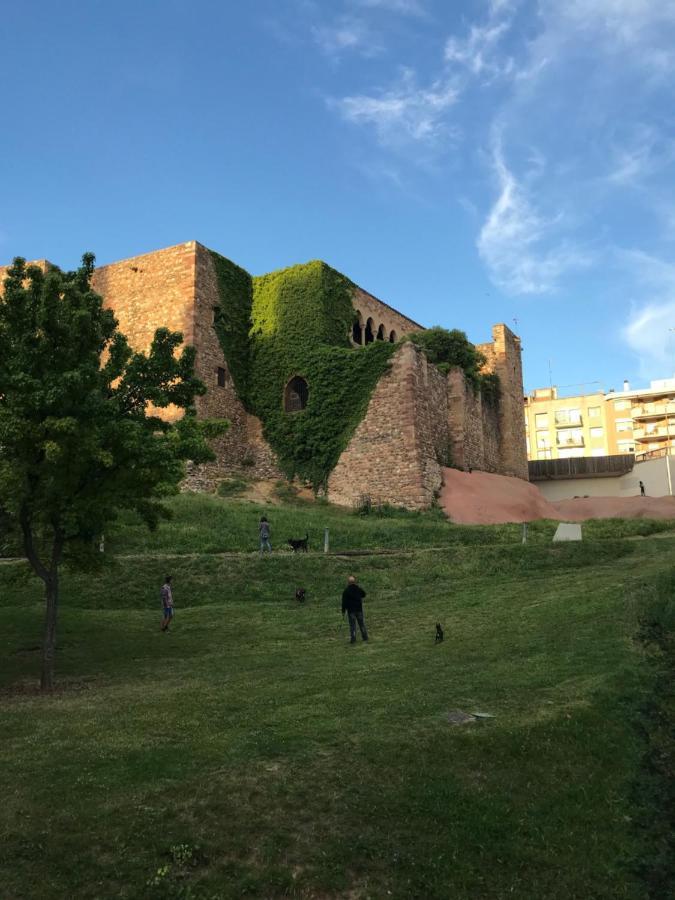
[2,0,675,393]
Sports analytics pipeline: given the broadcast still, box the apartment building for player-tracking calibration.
[524,387,621,461]
[624,378,675,458]
[525,377,675,462]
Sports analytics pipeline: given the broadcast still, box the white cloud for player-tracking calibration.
[330,68,460,151]
[312,17,382,58]
[353,0,427,16]
[623,251,675,376]
[477,137,590,293]
[445,21,514,78]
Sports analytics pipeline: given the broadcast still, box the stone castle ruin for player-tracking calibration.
[0,241,528,509]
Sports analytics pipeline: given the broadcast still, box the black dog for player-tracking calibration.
[295,588,306,602]
[435,623,444,643]
[287,533,309,553]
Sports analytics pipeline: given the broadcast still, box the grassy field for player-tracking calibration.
[1,495,673,899]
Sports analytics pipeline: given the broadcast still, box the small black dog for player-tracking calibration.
[435,623,444,643]
[295,588,306,602]
[287,533,309,553]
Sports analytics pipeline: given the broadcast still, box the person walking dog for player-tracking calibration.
[160,575,174,632]
[341,575,369,644]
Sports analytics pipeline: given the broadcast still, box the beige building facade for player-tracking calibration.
[525,378,675,463]
[524,387,624,461]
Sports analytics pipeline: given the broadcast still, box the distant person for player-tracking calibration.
[259,515,272,554]
[160,575,174,632]
[639,480,646,497]
[341,575,369,644]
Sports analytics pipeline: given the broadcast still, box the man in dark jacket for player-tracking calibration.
[341,575,369,644]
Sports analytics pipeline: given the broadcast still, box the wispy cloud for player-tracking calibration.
[353,0,428,16]
[445,21,513,79]
[330,68,460,152]
[477,136,590,293]
[312,16,382,58]
[622,251,675,376]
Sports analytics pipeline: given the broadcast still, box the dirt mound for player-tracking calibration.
[439,468,675,525]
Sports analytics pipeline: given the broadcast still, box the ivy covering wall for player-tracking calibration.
[209,252,395,490]
[208,252,500,490]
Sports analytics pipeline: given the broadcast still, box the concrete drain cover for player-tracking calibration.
[447,710,477,725]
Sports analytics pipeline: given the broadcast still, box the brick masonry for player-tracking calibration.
[1,244,528,504]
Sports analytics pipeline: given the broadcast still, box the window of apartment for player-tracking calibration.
[538,450,552,460]
[614,399,630,410]
[590,427,604,438]
[558,448,585,458]
[216,367,227,387]
[537,433,551,449]
[557,428,583,446]
[535,413,549,429]
[615,418,633,432]
[588,406,601,418]
[618,440,635,453]
[555,408,582,426]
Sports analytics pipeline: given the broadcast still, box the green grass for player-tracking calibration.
[96,491,675,556]
[0,496,673,898]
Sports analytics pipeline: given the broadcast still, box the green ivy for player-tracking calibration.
[209,251,252,396]
[409,326,501,400]
[208,254,395,490]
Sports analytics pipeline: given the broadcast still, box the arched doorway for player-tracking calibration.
[376,324,385,341]
[364,318,375,344]
[284,376,309,412]
[389,330,397,343]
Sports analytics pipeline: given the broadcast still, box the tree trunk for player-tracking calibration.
[41,570,59,691]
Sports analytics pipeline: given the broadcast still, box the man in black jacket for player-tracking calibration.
[341,575,369,644]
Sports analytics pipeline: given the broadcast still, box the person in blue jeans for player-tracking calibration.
[259,516,272,554]
[341,575,369,644]
[160,575,174,632]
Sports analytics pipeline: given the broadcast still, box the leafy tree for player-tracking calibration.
[0,255,223,689]
[409,326,500,398]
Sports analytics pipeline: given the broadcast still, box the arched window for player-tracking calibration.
[284,376,309,412]
[364,318,375,344]
[376,324,385,341]
[352,311,363,345]
[389,330,397,343]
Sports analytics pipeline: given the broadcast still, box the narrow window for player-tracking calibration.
[217,367,227,387]
[364,318,375,344]
[284,376,309,412]
[212,306,220,325]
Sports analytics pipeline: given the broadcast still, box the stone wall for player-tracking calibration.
[93,241,280,489]
[477,324,528,480]
[328,342,448,509]
[184,245,281,489]
[351,286,423,345]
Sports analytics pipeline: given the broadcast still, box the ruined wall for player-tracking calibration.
[351,286,423,345]
[93,242,279,488]
[185,245,280,489]
[328,342,448,509]
[477,324,528,480]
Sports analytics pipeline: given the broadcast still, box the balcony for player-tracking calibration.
[556,436,585,448]
[554,413,583,427]
[633,425,673,442]
[632,403,675,420]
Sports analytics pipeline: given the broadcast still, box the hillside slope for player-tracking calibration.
[439,467,675,524]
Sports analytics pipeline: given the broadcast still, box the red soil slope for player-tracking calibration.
[439,468,675,525]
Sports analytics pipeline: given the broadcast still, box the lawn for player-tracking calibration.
[0,496,673,899]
